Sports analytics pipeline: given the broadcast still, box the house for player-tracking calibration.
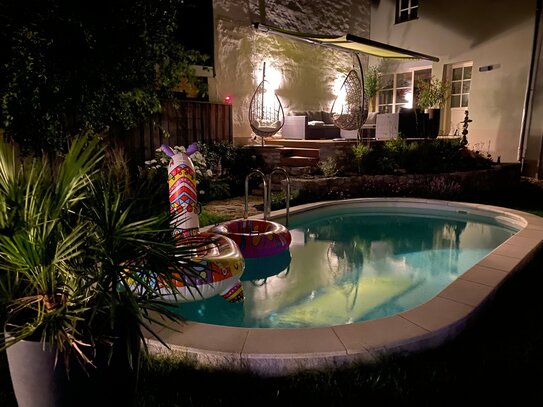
[206,0,542,176]
[370,0,543,176]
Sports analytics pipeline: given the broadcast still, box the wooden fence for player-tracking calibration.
[114,100,233,163]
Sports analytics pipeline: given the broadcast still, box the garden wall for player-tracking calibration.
[287,163,521,201]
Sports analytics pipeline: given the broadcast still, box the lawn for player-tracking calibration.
[2,178,543,406]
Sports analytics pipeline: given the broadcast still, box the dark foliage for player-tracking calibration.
[0,0,208,155]
[198,142,256,199]
[346,139,493,176]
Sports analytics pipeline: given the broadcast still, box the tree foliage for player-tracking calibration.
[0,0,208,154]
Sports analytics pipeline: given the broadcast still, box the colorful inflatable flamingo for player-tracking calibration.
[161,143,245,303]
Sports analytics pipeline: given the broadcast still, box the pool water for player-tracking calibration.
[176,206,518,328]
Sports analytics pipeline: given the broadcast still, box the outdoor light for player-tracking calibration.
[224,95,232,104]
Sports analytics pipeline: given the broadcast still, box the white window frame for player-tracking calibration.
[396,0,419,23]
[377,66,432,113]
[450,62,473,110]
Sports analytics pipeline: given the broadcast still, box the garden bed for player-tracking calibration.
[287,163,520,202]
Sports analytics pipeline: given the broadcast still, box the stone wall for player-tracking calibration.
[287,163,521,201]
[242,145,282,173]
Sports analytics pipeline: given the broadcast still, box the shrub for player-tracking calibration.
[0,0,208,155]
[376,139,493,175]
[198,142,256,197]
[318,157,340,177]
[352,143,373,174]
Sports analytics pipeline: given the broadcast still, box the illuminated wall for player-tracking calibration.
[211,0,371,144]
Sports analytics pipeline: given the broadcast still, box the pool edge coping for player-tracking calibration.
[146,198,543,376]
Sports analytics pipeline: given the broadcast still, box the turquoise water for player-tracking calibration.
[176,206,518,328]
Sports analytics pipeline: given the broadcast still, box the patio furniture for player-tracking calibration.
[283,111,340,140]
[249,62,285,139]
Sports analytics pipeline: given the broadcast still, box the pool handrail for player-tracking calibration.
[245,169,269,220]
[268,167,291,227]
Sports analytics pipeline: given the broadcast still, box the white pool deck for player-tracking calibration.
[146,198,543,376]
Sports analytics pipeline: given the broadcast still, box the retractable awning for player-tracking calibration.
[253,22,439,62]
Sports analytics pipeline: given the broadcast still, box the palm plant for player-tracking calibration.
[0,135,202,404]
[0,136,102,361]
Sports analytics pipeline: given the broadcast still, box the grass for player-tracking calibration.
[2,178,543,406]
[198,207,230,227]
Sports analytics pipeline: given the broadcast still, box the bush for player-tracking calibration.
[346,139,494,176]
[0,0,208,155]
[318,157,340,177]
[352,143,373,174]
[198,142,255,197]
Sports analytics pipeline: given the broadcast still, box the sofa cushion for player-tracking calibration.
[321,111,334,124]
[305,111,323,122]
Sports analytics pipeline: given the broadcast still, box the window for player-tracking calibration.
[396,0,419,24]
[450,64,472,108]
[377,68,431,113]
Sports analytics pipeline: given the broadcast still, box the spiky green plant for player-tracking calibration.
[0,136,102,362]
[0,136,202,372]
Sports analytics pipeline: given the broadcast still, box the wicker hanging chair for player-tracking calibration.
[249,62,285,138]
[330,66,369,132]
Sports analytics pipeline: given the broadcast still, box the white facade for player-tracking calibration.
[370,0,539,168]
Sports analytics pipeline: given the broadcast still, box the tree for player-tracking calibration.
[0,0,208,154]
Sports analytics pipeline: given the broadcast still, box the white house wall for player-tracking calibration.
[211,0,370,144]
[371,0,535,164]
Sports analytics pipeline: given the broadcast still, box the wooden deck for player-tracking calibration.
[264,137,360,149]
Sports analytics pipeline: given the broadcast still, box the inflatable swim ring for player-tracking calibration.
[162,144,245,302]
[158,232,244,303]
[212,219,291,258]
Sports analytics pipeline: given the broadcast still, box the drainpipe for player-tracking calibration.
[518,0,542,173]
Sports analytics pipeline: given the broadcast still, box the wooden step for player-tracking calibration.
[278,147,320,158]
[280,156,319,167]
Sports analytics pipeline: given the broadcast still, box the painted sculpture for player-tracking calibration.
[161,144,245,303]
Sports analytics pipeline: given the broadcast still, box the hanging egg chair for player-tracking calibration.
[330,55,369,133]
[249,62,285,138]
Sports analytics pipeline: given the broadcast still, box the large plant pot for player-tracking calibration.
[426,108,441,139]
[6,339,67,407]
[6,338,141,407]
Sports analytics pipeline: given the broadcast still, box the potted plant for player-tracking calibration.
[416,77,451,111]
[364,65,382,113]
[0,136,199,406]
[416,77,451,138]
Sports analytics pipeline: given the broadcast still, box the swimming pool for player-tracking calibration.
[148,198,543,376]
[177,204,518,328]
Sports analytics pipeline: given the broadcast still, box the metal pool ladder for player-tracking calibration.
[244,167,291,226]
[268,167,291,227]
[245,169,269,220]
